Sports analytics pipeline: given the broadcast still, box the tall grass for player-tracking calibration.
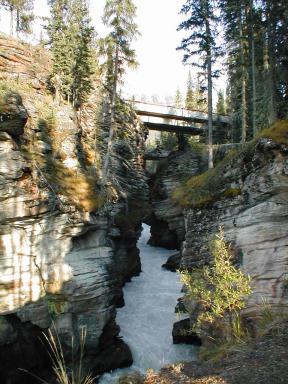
[19,326,94,384]
[43,326,94,384]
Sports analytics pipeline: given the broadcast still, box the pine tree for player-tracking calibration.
[178,0,220,168]
[262,0,288,121]
[47,0,95,107]
[175,88,183,108]
[0,0,34,36]
[47,0,73,102]
[185,71,195,110]
[216,90,226,115]
[70,0,95,107]
[220,0,249,143]
[100,0,139,184]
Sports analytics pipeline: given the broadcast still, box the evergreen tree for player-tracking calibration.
[0,0,34,36]
[47,0,95,107]
[185,71,195,110]
[175,87,183,108]
[220,0,288,139]
[47,0,73,102]
[262,0,288,120]
[100,0,139,184]
[220,0,249,143]
[216,90,226,115]
[194,74,208,112]
[70,0,95,107]
[248,0,256,136]
[178,0,221,168]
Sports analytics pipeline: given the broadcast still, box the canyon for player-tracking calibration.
[0,34,288,384]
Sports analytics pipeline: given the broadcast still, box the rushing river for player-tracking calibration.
[99,224,196,383]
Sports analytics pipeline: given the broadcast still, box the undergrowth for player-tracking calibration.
[257,120,288,146]
[173,120,288,208]
[172,148,241,208]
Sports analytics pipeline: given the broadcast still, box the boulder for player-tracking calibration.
[162,252,181,272]
[172,319,202,345]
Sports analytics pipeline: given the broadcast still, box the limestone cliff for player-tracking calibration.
[149,123,288,323]
[0,34,149,383]
[148,147,205,250]
[178,128,288,316]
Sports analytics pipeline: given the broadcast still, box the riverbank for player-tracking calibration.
[141,319,288,384]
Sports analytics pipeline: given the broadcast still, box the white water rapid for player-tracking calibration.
[99,224,196,383]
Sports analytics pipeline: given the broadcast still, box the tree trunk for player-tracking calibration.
[102,44,119,184]
[207,56,213,168]
[249,0,257,137]
[265,0,277,125]
[239,5,247,144]
[10,7,14,36]
[205,3,213,169]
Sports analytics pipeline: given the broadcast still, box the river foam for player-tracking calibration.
[99,224,195,383]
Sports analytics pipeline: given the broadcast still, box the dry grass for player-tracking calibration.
[257,120,288,146]
[172,156,239,209]
[172,120,288,209]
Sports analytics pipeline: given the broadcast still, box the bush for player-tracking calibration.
[180,228,252,338]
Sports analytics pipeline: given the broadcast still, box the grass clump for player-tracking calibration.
[43,327,94,384]
[172,150,241,208]
[19,326,94,384]
[173,120,288,209]
[257,120,288,146]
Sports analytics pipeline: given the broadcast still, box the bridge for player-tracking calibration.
[129,100,231,135]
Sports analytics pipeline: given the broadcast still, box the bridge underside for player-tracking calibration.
[144,121,205,135]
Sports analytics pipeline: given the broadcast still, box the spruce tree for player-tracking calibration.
[100,0,139,184]
[47,0,73,102]
[220,0,249,143]
[70,0,95,107]
[0,0,34,36]
[47,0,95,107]
[178,0,220,168]
[216,90,226,115]
[185,71,195,110]
[175,88,183,108]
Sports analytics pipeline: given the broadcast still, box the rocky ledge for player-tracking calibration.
[177,126,288,318]
[0,34,149,383]
[147,147,205,250]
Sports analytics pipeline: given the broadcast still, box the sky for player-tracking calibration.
[0,0,226,104]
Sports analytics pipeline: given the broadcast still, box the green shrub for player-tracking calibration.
[180,228,252,338]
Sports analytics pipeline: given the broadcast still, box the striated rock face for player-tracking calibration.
[182,138,288,315]
[0,34,149,383]
[148,148,205,249]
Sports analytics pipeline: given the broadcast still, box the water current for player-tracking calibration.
[99,224,196,383]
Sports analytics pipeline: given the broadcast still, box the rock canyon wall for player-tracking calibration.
[0,34,149,383]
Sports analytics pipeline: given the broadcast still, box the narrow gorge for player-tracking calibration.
[0,27,288,384]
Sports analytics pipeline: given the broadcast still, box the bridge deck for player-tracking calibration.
[131,100,231,126]
[145,121,205,135]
